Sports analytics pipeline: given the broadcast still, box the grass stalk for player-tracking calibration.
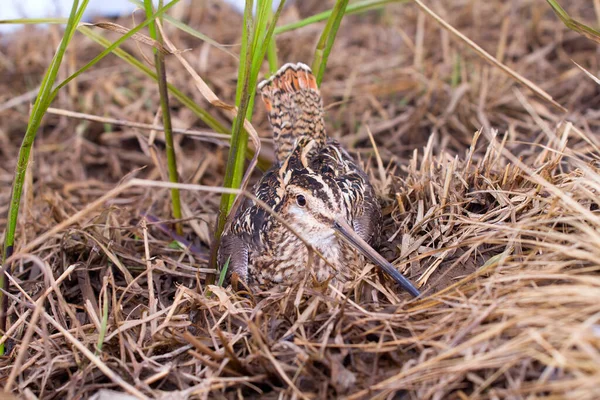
[209,0,285,285]
[546,0,600,44]
[221,0,255,214]
[0,0,180,355]
[274,0,409,35]
[144,0,183,235]
[0,0,90,356]
[312,0,349,86]
[78,26,224,133]
[78,26,272,171]
[218,258,230,287]
[207,0,255,286]
[267,8,279,75]
[0,17,69,25]
[267,37,279,75]
[0,0,412,44]
[95,278,109,353]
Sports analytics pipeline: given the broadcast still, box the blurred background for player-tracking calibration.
[0,0,283,32]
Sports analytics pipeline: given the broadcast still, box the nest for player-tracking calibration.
[1,1,600,399]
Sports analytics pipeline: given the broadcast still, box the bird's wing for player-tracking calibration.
[218,233,250,282]
[218,168,283,281]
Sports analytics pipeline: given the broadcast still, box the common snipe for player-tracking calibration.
[218,63,420,297]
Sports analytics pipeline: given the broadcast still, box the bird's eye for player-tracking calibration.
[296,194,307,207]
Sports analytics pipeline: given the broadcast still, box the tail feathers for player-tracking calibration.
[258,63,326,163]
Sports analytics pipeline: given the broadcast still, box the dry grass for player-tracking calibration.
[1,0,600,398]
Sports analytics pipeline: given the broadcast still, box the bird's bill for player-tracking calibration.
[333,219,421,298]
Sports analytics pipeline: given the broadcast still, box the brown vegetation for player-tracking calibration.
[1,0,600,398]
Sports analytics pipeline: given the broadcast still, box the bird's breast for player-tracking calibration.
[248,227,358,287]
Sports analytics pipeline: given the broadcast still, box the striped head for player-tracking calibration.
[273,139,350,251]
[263,139,421,297]
[258,63,327,163]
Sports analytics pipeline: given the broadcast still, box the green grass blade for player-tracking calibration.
[78,26,227,134]
[208,0,255,287]
[78,27,272,171]
[219,0,283,215]
[0,18,69,25]
[254,0,272,53]
[546,0,600,44]
[218,0,255,221]
[50,0,180,99]
[275,0,409,35]
[95,280,110,354]
[144,0,183,235]
[129,0,239,59]
[255,1,285,81]
[211,0,285,285]
[1,0,90,356]
[218,257,231,287]
[312,0,349,86]
[144,0,159,38]
[267,33,279,75]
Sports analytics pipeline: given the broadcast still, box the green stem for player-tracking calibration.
[312,0,349,86]
[0,17,68,25]
[546,0,600,44]
[209,0,285,285]
[267,37,279,75]
[145,0,183,235]
[218,0,285,222]
[0,0,90,356]
[208,0,255,287]
[79,27,273,171]
[275,0,409,35]
[220,0,254,213]
[95,281,109,353]
[266,7,279,75]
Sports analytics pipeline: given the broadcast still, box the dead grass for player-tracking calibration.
[1,0,600,398]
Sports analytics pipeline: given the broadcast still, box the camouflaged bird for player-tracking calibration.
[218,63,420,296]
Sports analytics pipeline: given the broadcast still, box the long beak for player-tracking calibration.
[333,219,421,298]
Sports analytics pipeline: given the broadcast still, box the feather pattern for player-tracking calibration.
[218,63,382,288]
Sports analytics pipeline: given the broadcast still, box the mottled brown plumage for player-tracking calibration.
[258,64,326,163]
[218,63,419,296]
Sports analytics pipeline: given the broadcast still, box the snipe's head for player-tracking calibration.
[278,173,345,251]
[269,144,420,297]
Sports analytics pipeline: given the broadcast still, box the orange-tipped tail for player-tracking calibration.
[258,63,326,163]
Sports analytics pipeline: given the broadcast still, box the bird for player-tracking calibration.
[218,63,420,297]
